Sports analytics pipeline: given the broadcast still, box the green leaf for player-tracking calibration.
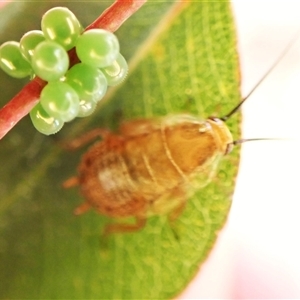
[0,1,240,299]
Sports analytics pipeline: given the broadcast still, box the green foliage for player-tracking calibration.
[0,1,240,299]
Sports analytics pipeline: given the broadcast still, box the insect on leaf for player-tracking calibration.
[0,1,240,299]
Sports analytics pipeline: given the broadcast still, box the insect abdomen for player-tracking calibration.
[77,115,233,218]
[78,129,188,217]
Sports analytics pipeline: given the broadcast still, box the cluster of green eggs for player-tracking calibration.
[0,7,128,135]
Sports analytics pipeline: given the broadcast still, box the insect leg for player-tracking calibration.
[62,128,111,150]
[103,217,147,235]
[62,176,80,188]
[120,118,160,136]
[168,201,187,224]
[73,202,92,215]
[167,201,187,241]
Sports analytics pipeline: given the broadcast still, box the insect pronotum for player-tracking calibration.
[63,34,298,235]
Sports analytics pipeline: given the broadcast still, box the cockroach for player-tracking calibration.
[63,36,296,235]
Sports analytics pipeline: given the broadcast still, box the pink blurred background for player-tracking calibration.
[180,1,300,299]
[1,0,300,298]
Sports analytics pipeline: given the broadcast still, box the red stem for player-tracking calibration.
[86,0,146,32]
[0,0,146,140]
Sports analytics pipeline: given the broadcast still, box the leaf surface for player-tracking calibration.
[0,1,240,299]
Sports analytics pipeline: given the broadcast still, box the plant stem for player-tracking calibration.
[87,0,146,32]
[0,0,147,140]
[0,78,46,139]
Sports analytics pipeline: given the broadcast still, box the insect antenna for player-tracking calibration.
[232,138,284,146]
[220,30,300,122]
[225,138,285,154]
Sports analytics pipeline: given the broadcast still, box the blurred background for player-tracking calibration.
[1,1,300,298]
[180,1,300,298]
